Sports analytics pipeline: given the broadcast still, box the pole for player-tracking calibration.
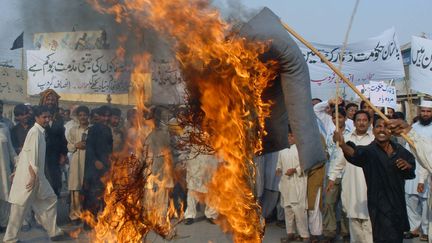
[280,21,415,148]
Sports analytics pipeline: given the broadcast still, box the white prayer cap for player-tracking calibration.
[419,99,432,108]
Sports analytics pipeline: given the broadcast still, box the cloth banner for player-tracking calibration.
[0,49,22,69]
[0,68,26,102]
[410,36,432,96]
[298,28,405,98]
[33,31,108,51]
[26,49,129,95]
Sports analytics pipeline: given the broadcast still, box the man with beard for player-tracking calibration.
[334,117,415,243]
[403,100,432,241]
[39,89,68,197]
[82,106,113,228]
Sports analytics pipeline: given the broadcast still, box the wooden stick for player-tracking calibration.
[280,21,415,148]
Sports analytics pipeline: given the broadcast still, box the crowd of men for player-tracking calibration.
[0,88,432,243]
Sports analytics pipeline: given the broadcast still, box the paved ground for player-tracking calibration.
[0,194,425,242]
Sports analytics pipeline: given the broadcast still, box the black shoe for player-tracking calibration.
[184,218,194,225]
[20,224,31,232]
[50,232,73,241]
[206,217,215,225]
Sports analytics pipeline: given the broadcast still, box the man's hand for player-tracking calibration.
[333,130,345,144]
[328,97,343,106]
[386,119,411,136]
[75,141,86,150]
[275,168,282,177]
[95,160,105,170]
[395,158,412,171]
[59,154,67,165]
[417,183,425,193]
[285,168,296,176]
[326,179,335,192]
[26,165,37,192]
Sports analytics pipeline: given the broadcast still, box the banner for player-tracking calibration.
[27,50,129,95]
[0,68,26,102]
[0,49,22,69]
[410,36,432,95]
[300,28,405,98]
[369,82,397,109]
[33,30,108,51]
[150,59,186,105]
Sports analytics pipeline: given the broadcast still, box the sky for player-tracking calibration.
[1,0,431,49]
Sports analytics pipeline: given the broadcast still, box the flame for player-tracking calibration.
[88,0,277,242]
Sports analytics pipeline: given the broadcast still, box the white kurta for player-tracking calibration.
[276,145,307,208]
[8,123,56,206]
[0,123,17,201]
[331,130,374,219]
[405,122,432,197]
[66,125,88,190]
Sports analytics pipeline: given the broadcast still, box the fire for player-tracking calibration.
[88,0,278,242]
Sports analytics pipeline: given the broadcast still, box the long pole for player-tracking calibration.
[280,21,415,148]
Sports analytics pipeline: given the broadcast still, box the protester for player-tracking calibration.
[10,104,31,154]
[329,110,374,243]
[109,107,125,153]
[3,106,70,242]
[334,116,415,243]
[82,105,113,228]
[0,121,17,233]
[276,131,309,242]
[345,103,358,121]
[66,106,90,225]
[314,98,354,135]
[39,89,68,197]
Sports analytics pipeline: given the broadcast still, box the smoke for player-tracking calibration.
[212,0,261,25]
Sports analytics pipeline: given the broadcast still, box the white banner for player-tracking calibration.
[300,28,405,98]
[369,82,397,109]
[410,36,432,95]
[0,68,26,102]
[26,50,129,95]
[33,31,108,51]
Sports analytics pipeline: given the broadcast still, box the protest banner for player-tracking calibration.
[0,67,26,102]
[33,30,108,51]
[299,28,405,99]
[26,49,129,95]
[369,82,397,108]
[409,36,432,96]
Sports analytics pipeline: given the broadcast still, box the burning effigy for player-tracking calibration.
[81,1,325,242]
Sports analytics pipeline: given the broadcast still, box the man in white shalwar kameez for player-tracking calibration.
[276,132,309,241]
[403,103,432,240]
[0,122,17,232]
[331,110,374,243]
[3,106,68,243]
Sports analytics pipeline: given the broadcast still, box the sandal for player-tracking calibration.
[420,234,428,241]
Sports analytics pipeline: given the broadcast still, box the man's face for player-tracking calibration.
[387,108,395,119]
[44,94,57,109]
[373,119,391,143]
[346,106,358,120]
[362,103,374,118]
[64,110,71,120]
[288,133,295,145]
[35,111,51,127]
[16,112,30,124]
[99,112,111,125]
[332,113,346,129]
[110,115,121,127]
[354,113,369,134]
[78,111,89,126]
[419,107,432,126]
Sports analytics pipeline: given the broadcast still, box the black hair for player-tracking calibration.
[96,105,111,116]
[14,104,29,117]
[312,98,322,103]
[111,107,122,117]
[331,107,346,117]
[353,110,371,121]
[76,105,90,115]
[372,114,383,127]
[33,105,50,117]
[345,103,358,110]
[90,108,99,118]
[393,111,405,120]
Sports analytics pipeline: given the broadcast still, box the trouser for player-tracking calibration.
[184,190,217,219]
[308,188,322,236]
[3,195,62,243]
[69,190,81,221]
[405,193,428,234]
[322,177,349,238]
[349,218,373,243]
[46,162,62,197]
[0,200,10,227]
[260,189,284,221]
[428,195,432,243]
[285,204,309,238]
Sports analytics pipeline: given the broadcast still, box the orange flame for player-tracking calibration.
[88,0,277,242]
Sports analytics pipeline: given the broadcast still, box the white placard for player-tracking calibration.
[369,82,397,108]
